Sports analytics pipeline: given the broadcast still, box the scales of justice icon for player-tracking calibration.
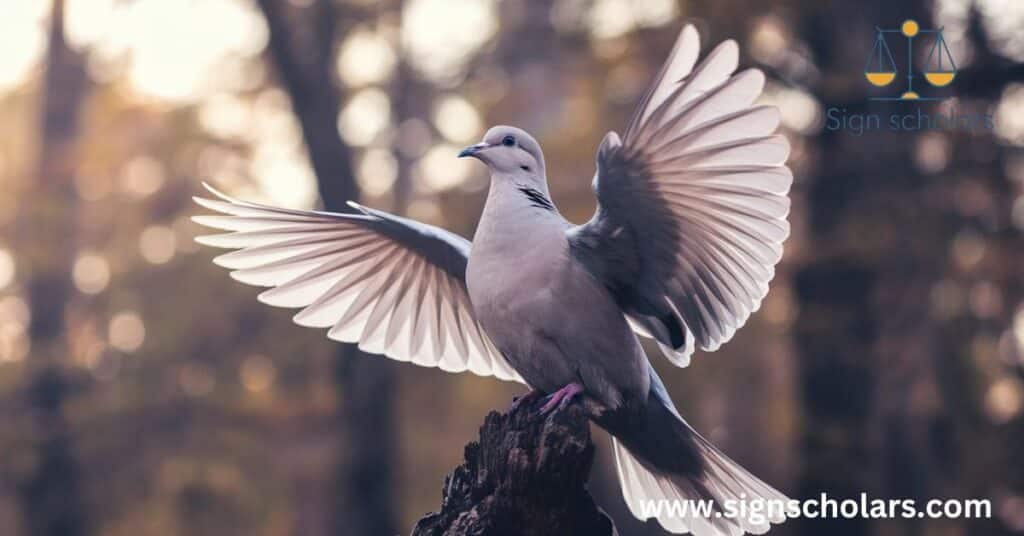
[865,19,956,100]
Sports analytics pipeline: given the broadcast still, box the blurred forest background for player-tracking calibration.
[1,0,1024,535]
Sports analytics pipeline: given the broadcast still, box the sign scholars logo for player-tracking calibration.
[824,18,993,136]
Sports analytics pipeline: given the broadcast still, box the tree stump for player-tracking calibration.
[411,394,616,536]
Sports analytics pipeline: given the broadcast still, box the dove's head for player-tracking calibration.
[458,125,546,181]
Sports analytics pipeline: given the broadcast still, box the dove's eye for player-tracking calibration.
[502,135,516,147]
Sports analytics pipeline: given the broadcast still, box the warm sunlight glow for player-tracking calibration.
[749,16,789,64]
[139,225,177,264]
[73,252,111,295]
[68,0,268,102]
[951,230,986,271]
[433,94,482,144]
[0,248,15,290]
[986,376,1024,424]
[995,83,1024,145]
[1013,307,1024,349]
[248,89,318,209]
[108,310,146,353]
[338,88,391,147]
[0,294,30,362]
[972,0,1024,62]
[402,0,497,82]
[914,134,950,174]
[0,324,29,363]
[199,92,251,140]
[119,155,166,198]
[588,0,677,40]
[240,354,276,393]
[358,149,398,197]
[760,86,821,134]
[0,296,30,330]
[337,27,397,87]
[0,1,48,94]
[418,143,470,192]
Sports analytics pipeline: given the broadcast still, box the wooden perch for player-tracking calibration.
[411,395,616,536]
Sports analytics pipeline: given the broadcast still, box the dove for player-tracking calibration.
[193,24,792,535]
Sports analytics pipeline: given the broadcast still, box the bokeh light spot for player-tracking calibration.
[0,249,15,290]
[73,252,111,295]
[139,225,177,264]
[119,155,166,198]
[109,310,146,353]
[338,88,391,147]
[433,95,482,144]
[358,149,398,197]
[985,376,1024,424]
[240,355,277,393]
[418,144,470,192]
[337,27,396,87]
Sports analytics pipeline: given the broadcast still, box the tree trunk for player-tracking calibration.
[412,395,615,536]
[253,2,397,534]
[16,0,90,534]
[794,3,941,536]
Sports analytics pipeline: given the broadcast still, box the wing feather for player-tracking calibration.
[570,27,791,367]
[193,184,524,383]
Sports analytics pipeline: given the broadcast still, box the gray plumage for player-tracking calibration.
[193,24,792,536]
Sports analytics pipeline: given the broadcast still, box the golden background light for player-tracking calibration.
[433,94,482,144]
[339,88,392,147]
[0,249,15,290]
[72,252,111,295]
[119,155,165,198]
[357,149,399,197]
[108,310,146,353]
[240,354,276,393]
[139,225,177,265]
[337,27,397,87]
[0,293,30,362]
[0,325,29,363]
[0,2,47,93]
[985,376,1024,424]
[402,0,497,82]
[418,144,471,192]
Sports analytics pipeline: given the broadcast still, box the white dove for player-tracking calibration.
[194,24,792,535]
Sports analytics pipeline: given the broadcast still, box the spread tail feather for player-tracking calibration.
[599,370,789,535]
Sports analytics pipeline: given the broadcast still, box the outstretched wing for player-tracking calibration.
[569,25,792,367]
[193,184,524,383]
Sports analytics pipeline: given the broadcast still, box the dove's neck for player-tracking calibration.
[471,171,566,258]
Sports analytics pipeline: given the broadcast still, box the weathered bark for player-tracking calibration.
[253,2,397,534]
[412,395,615,536]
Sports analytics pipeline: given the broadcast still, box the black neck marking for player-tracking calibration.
[517,186,554,211]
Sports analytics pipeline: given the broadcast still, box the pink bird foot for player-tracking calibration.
[540,382,584,414]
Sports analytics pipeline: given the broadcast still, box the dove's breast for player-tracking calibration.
[466,208,569,328]
[466,207,648,407]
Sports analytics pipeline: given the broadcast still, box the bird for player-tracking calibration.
[193,24,792,536]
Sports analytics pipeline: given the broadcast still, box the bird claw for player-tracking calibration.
[540,382,584,415]
[509,389,541,412]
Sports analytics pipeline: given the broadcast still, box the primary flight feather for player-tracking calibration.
[194,24,792,535]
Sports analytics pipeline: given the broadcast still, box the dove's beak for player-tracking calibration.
[458,143,488,159]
